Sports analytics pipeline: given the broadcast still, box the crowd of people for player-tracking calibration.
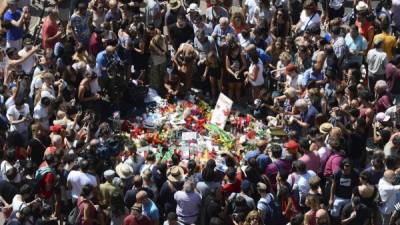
[0,0,400,224]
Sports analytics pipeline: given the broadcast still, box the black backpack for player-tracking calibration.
[259,193,283,225]
[67,200,86,225]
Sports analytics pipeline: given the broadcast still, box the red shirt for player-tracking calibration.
[41,16,59,50]
[89,32,101,56]
[222,177,241,197]
[38,161,55,199]
[123,214,152,225]
[78,197,97,225]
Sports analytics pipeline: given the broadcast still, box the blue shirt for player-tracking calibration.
[302,68,324,87]
[70,12,91,43]
[3,10,23,41]
[143,199,159,222]
[95,50,120,77]
[212,25,235,47]
[345,33,368,65]
[300,105,318,127]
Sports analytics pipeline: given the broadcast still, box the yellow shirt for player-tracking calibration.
[99,181,116,206]
[374,32,396,60]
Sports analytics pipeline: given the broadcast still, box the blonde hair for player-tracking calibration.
[306,194,320,209]
[150,34,166,50]
[244,210,262,225]
[279,52,291,63]
[230,11,244,26]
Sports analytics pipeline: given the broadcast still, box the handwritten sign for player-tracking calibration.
[182,132,197,141]
[210,93,233,129]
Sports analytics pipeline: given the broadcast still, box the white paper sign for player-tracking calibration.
[210,93,233,129]
[182,132,197,141]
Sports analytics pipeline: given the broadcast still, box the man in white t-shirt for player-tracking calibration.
[33,96,52,130]
[6,98,30,142]
[18,38,37,75]
[287,160,316,207]
[293,0,320,33]
[67,160,98,199]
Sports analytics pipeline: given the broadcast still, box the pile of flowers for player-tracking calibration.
[120,99,271,161]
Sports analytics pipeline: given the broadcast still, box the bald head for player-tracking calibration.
[245,44,256,53]
[316,209,329,225]
[136,190,148,203]
[384,169,396,184]
[105,46,116,56]
[109,0,118,8]
[330,127,342,138]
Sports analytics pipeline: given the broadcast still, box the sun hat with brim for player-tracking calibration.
[131,203,142,213]
[319,122,333,134]
[376,112,390,122]
[356,1,368,11]
[169,0,181,10]
[104,169,116,179]
[187,3,200,13]
[167,166,184,183]
[257,182,267,191]
[116,163,134,179]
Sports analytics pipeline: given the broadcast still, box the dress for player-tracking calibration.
[228,54,244,83]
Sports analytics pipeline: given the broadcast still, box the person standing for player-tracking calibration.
[366,38,388,91]
[136,191,160,225]
[174,180,202,225]
[378,170,400,225]
[386,55,400,104]
[41,7,62,50]
[123,203,152,225]
[3,0,26,50]
[341,196,370,225]
[70,2,92,46]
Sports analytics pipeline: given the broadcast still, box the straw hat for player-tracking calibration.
[319,122,333,134]
[356,1,368,11]
[169,0,181,10]
[166,166,184,183]
[115,163,134,179]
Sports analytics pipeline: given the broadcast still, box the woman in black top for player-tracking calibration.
[225,43,247,104]
[352,171,380,225]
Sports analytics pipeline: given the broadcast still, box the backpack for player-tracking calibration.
[67,200,86,225]
[35,166,55,182]
[259,193,283,225]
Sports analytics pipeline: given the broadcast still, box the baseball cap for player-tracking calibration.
[50,125,62,133]
[284,140,298,153]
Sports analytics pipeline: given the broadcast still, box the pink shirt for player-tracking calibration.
[299,151,320,174]
[323,153,343,177]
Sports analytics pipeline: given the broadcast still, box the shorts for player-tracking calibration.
[6,39,22,50]
[331,196,350,218]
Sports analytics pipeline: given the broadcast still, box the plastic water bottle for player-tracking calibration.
[361,64,366,81]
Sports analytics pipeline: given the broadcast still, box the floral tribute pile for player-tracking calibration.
[119,99,273,164]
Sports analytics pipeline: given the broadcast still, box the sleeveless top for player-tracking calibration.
[353,185,378,208]
[228,54,244,81]
[248,59,264,87]
[305,209,317,225]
